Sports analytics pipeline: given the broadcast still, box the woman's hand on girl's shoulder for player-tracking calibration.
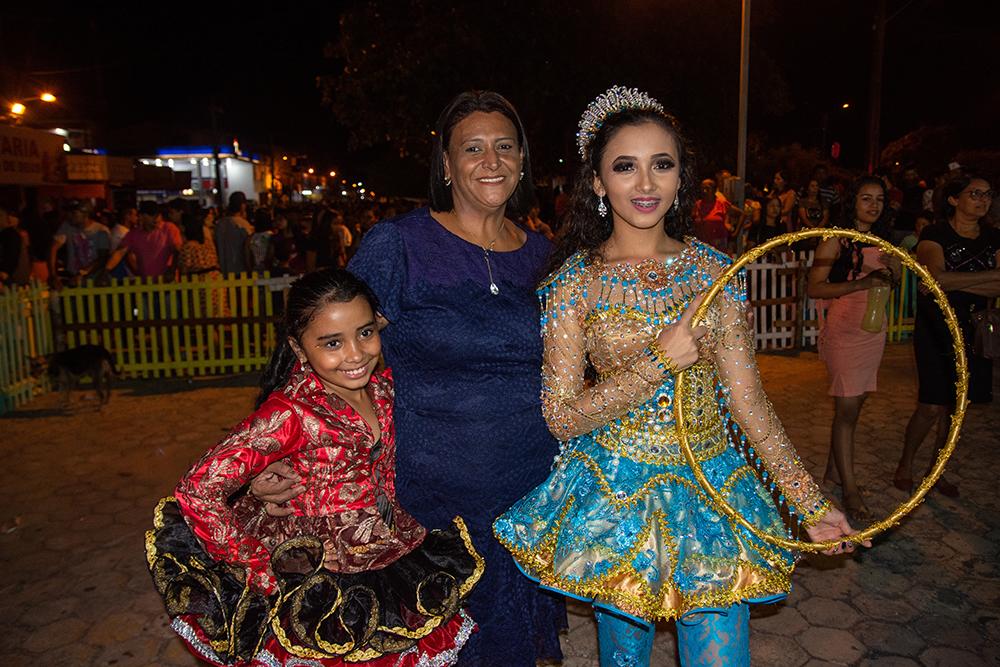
[250,459,305,516]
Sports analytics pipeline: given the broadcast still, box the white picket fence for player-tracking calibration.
[746,251,819,350]
[746,250,917,350]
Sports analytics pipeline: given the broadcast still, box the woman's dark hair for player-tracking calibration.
[940,172,991,222]
[256,269,380,408]
[838,175,892,240]
[547,107,697,275]
[828,175,892,282]
[428,90,534,217]
[181,212,204,244]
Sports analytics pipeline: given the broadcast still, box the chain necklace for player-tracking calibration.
[480,218,506,295]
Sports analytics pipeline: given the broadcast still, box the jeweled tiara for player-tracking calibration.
[576,86,665,161]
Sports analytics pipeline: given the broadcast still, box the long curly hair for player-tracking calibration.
[837,175,892,240]
[547,108,697,276]
[256,269,380,408]
[827,175,894,283]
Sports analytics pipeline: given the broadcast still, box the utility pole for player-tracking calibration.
[866,0,886,174]
[736,0,751,207]
[210,102,225,209]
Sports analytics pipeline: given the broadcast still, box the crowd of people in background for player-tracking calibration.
[0,160,996,292]
[687,161,998,258]
[0,191,413,289]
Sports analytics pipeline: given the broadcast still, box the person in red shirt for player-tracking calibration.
[107,201,183,278]
[693,178,736,252]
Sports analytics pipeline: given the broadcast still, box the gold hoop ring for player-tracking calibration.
[673,228,968,552]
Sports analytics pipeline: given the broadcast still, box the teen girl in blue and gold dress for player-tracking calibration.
[495,87,864,666]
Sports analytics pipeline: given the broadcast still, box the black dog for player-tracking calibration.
[31,344,120,408]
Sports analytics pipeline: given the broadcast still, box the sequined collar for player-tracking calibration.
[589,238,700,290]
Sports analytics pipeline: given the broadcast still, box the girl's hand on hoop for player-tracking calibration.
[655,294,708,370]
[806,507,872,556]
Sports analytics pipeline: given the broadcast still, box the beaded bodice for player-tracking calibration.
[537,240,828,526]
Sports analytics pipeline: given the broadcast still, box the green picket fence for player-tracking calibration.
[0,281,55,414]
[56,273,293,379]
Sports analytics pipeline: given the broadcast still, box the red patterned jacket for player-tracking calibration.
[174,365,425,594]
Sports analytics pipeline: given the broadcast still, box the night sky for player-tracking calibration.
[2,1,997,192]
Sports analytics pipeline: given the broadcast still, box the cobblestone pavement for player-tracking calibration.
[1,344,998,666]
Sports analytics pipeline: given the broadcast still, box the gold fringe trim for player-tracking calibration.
[272,515,483,661]
[150,496,482,663]
[498,500,792,621]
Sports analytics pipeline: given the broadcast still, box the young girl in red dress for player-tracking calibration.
[146,269,481,667]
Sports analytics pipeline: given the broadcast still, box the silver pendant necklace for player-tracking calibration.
[480,219,506,296]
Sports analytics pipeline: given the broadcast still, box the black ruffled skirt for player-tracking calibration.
[146,497,483,666]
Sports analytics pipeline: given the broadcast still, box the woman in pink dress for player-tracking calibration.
[807,176,898,522]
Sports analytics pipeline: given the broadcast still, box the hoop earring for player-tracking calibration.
[597,195,608,217]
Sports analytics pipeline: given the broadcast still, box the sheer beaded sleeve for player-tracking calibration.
[539,263,668,441]
[709,286,831,527]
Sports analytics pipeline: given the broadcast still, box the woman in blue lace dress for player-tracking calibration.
[494,87,864,667]
[343,91,566,666]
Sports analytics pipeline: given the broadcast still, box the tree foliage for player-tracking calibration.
[319,0,798,186]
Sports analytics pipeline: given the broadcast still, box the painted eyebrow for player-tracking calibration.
[611,152,677,162]
[315,319,377,341]
[461,136,517,144]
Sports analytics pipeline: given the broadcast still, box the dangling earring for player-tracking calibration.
[672,194,679,211]
[519,170,525,181]
[444,176,452,187]
[597,195,608,217]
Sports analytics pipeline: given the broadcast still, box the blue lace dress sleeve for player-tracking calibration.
[348,220,405,322]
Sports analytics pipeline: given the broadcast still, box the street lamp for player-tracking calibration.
[7,92,58,122]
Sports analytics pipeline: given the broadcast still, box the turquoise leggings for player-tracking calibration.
[596,604,750,667]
